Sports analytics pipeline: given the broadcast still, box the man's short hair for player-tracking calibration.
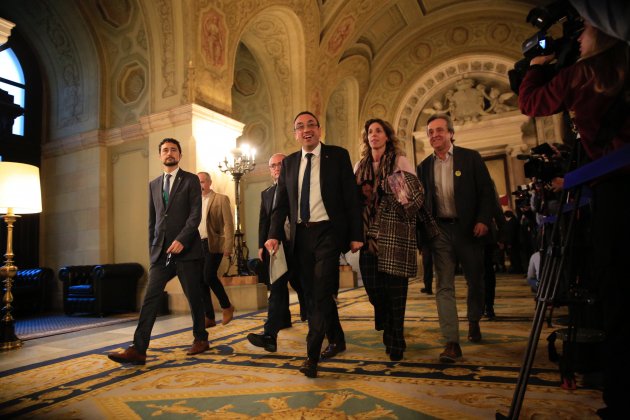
[293,111,320,127]
[198,171,211,182]
[426,113,455,134]
[159,138,182,153]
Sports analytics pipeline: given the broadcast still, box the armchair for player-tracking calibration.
[11,267,53,313]
[59,263,144,316]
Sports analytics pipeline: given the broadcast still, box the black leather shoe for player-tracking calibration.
[390,350,404,362]
[320,342,346,359]
[299,358,318,378]
[468,321,482,342]
[421,287,433,295]
[247,333,277,352]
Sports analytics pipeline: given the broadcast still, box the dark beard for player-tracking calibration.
[163,159,179,167]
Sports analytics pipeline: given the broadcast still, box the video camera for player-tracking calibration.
[508,0,584,94]
[517,142,570,182]
[511,183,534,208]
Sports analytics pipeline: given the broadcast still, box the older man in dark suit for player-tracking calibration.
[247,153,307,353]
[417,114,497,363]
[108,138,209,365]
[265,111,363,378]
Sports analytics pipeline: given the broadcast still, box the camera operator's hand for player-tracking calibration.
[473,222,489,238]
[530,54,555,66]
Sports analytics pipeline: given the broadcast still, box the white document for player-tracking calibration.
[269,242,288,284]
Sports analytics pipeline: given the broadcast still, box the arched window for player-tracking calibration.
[0,45,25,136]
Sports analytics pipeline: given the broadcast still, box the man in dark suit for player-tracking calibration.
[247,153,306,352]
[108,138,209,365]
[417,114,497,363]
[265,111,363,378]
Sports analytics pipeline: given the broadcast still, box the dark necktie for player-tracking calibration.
[272,185,278,210]
[300,153,313,222]
[163,174,171,205]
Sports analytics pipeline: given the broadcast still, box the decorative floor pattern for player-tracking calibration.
[0,275,602,419]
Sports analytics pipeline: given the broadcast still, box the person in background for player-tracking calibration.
[354,118,425,361]
[265,111,363,378]
[518,17,629,418]
[197,172,236,327]
[417,113,498,363]
[108,138,209,364]
[247,153,306,353]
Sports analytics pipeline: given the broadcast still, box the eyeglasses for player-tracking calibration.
[269,163,282,169]
[294,122,319,132]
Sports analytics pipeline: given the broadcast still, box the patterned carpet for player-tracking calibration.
[14,313,139,340]
[0,275,602,419]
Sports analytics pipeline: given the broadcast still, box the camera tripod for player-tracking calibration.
[498,140,587,419]
[497,143,630,419]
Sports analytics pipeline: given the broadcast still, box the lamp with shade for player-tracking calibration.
[0,161,42,350]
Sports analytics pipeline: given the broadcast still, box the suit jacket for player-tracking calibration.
[148,169,203,264]
[417,145,496,239]
[269,143,363,254]
[203,190,234,254]
[259,184,285,248]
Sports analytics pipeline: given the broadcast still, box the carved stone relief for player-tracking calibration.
[156,0,176,98]
[21,1,83,129]
[421,77,516,124]
[117,62,146,104]
[363,18,531,131]
[96,0,132,29]
[234,68,259,97]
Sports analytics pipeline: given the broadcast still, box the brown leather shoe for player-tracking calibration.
[439,342,463,363]
[108,346,146,365]
[186,339,210,355]
[320,342,346,359]
[299,358,318,378]
[468,321,482,342]
[222,305,235,325]
[205,317,216,328]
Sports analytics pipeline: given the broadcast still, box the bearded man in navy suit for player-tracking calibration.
[108,138,209,365]
[265,111,363,378]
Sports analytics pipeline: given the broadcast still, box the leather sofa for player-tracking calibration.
[59,263,144,316]
[8,267,54,314]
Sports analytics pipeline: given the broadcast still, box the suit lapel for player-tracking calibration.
[206,190,217,223]
[452,147,461,194]
[266,185,276,214]
[319,143,329,191]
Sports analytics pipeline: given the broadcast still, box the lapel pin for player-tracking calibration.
[455,170,462,177]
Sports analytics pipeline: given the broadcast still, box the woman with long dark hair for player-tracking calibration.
[354,118,426,361]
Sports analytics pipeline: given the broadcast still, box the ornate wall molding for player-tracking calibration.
[395,54,517,141]
[362,17,530,129]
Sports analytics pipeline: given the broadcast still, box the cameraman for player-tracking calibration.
[518,16,629,420]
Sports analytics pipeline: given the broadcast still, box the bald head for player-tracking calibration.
[197,171,212,195]
[268,153,285,182]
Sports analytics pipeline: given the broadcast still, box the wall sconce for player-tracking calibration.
[0,162,42,350]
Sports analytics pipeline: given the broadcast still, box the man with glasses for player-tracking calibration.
[108,138,209,365]
[264,112,363,378]
[247,153,307,353]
